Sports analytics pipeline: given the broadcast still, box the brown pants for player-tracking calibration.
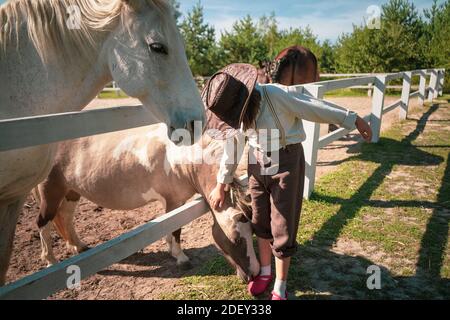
[248,143,305,259]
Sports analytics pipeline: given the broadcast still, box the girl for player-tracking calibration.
[204,63,372,300]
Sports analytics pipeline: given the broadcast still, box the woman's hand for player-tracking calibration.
[355,116,372,142]
[209,183,226,210]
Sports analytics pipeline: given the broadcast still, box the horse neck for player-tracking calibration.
[0,24,114,117]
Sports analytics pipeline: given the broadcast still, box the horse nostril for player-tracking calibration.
[168,126,176,139]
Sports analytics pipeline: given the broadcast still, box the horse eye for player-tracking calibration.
[149,42,168,55]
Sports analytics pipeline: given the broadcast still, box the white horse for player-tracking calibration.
[35,122,260,282]
[0,0,204,285]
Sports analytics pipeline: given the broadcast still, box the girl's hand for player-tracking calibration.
[355,116,372,142]
[209,183,226,210]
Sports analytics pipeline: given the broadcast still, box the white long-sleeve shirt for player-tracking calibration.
[217,83,358,184]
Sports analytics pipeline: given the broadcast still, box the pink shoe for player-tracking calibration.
[247,274,273,296]
[271,291,288,300]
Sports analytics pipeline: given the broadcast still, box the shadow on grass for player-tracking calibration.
[97,104,449,299]
[291,103,449,299]
[165,103,449,300]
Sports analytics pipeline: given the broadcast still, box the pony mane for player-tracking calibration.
[271,45,319,83]
[230,179,252,220]
[0,0,172,63]
[201,134,252,219]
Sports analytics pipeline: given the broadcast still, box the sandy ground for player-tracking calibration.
[5,95,423,299]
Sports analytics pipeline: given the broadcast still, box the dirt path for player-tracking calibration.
[5,95,424,299]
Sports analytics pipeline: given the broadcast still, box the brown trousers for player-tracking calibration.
[248,143,305,259]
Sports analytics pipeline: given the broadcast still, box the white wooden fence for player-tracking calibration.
[300,68,446,198]
[100,81,122,96]
[0,68,445,299]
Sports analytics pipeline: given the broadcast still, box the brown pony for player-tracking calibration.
[257,45,320,85]
[258,45,337,132]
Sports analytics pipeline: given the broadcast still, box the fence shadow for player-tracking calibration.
[94,104,449,299]
[288,103,449,299]
[98,245,218,279]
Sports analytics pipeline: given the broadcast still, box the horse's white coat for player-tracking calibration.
[0,0,205,285]
[214,209,238,240]
[113,135,154,170]
[166,235,190,265]
[164,142,204,175]
[39,224,57,266]
[237,222,260,277]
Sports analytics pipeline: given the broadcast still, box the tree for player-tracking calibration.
[219,15,268,66]
[334,0,425,73]
[258,13,279,59]
[319,40,336,73]
[180,2,219,76]
[380,0,425,71]
[423,0,450,91]
[335,27,384,73]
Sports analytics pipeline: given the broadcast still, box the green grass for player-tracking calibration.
[160,101,450,300]
[97,90,129,99]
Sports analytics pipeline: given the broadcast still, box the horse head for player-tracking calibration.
[209,181,260,283]
[105,0,205,138]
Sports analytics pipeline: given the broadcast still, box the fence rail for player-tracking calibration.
[0,196,209,300]
[0,68,445,299]
[0,105,148,152]
[297,68,445,197]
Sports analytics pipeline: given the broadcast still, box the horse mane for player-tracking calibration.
[230,179,252,220]
[0,0,171,63]
[271,45,319,83]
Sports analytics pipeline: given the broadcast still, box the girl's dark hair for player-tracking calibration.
[242,89,261,131]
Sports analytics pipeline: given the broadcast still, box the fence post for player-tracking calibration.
[370,75,387,143]
[437,70,445,97]
[418,70,427,106]
[428,70,438,102]
[399,72,412,120]
[302,84,324,199]
[367,83,373,97]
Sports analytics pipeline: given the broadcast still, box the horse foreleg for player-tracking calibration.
[167,228,191,270]
[39,223,58,266]
[52,194,88,255]
[165,202,190,268]
[34,186,58,266]
[0,196,25,285]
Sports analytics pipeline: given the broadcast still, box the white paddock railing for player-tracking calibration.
[298,68,446,198]
[0,68,445,299]
[321,73,419,97]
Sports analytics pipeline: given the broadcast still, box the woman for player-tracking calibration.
[204,64,372,300]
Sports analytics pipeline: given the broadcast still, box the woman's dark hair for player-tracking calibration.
[242,89,261,131]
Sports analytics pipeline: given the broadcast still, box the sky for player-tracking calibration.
[178,0,437,42]
[0,0,439,42]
